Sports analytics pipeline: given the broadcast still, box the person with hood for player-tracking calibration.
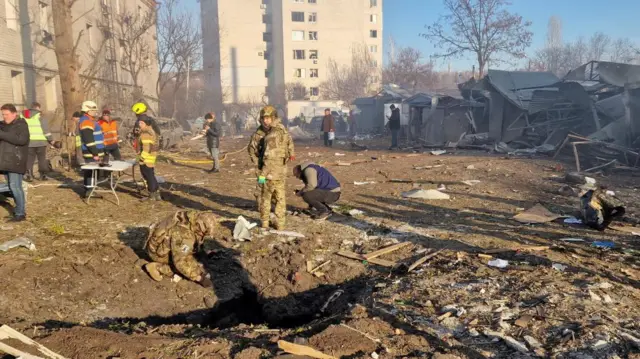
[78,100,105,199]
[23,102,54,181]
[321,108,335,147]
[144,210,217,288]
[203,112,221,173]
[137,116,161,201]
[387,104,401,149]
[248,105,295,229]
[98,110,121,161]
[0,104,29,221]
[293,162,341,220]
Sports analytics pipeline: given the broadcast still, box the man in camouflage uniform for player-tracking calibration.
[143,210,218,288]
[248,105,295,229]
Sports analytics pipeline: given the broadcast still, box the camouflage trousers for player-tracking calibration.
[260,179,286,229]
[146,227,204,282]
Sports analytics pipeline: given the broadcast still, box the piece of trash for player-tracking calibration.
[584,176,596,185]
[558,238,585,242]
[353,181,376,185]
[334,153,346,156]
[370,352,379,359]
[348,209,365,217]
[171,274,182,283]
[270,230,305,238]
[488,259,509,268]
[437,184,446,191]
[552,263,567,272]
[336,162,351,166]
[0,237,36,252]
[564,217,583,224]
[466,165,476,170]
[461,180,481,186]
[606,190,615,196]
[513,204,560,224]
[401,189,450,200]
[430,150,446,156]
[592,241,615,249]
[233,216,257,241]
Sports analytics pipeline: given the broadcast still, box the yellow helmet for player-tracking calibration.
[260,105,277,119]
[131,102,147,115]
[81,101,98,112]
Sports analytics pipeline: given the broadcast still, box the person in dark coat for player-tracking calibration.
[387,104,401,149]
[321,108,335,147]
[293,162,341,220]
[0,104,29,221]
[204,112,222,173]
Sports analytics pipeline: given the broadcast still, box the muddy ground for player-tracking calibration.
[1,134,640,359]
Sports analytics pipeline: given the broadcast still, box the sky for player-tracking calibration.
[184,0,640,71]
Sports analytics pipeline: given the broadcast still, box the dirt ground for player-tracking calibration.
[1,133,640,359]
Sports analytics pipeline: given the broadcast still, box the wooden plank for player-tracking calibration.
[483,246,549,254]
[310,260,331,274]
[364,242,411,260]
[0,342,45,359]
[337,251,395,267]
[407,249,444,272]
[277,340,337,359]
[0,325,67,359]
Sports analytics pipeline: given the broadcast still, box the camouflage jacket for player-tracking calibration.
[145,211,206,256]
[248,120,294,180]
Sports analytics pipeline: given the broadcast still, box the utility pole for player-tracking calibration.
[186,55,191,104]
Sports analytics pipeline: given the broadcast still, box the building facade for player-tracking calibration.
[0,0,159,123]
[201,0,383,108]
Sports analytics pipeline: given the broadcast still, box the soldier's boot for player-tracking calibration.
[274,220,285,230]
[261,221,270,229]
[144,263,164,281]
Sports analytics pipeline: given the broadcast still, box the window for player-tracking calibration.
[308,12,317,22]
[308,31,318,40]
[11,71,24,106]
[309,50,318,59]
[370,14,377,23]
[39,2,49,33]
[263,32,272,42]
[291,11,304,22]
[293,50,305,60]
[293,0,303,2]
[293,68,306,78]
[265,69,270,78]
[370,0,377,7]
[372,60,378,67]
[263,50,270,60]
[5,0,17,30]
[309,0,316,3]
[292,30,304,41]
[310,87,319,96]
[310,69,318,78]
[262,14,270,24]
[370,30,377,38]
[369,45,377,53]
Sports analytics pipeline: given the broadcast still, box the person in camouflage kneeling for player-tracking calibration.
[247,105,295,230]
[143,210,218,288]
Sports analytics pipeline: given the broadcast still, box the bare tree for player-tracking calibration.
[285,82,307,101]
[320,43,378,105]
[610,38,636,63]
[421,0,533,76]
[588,32,611,62]
[382,46,438,92]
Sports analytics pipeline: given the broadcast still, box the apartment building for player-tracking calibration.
[201,0,383,107]
[0,0,159,119]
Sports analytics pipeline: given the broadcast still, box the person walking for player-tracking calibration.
[0,104,29,221]
[248,105,295,230]
[78,101,106,199]
[98,110,121,161]
[203,113,221,173]
[321,108,335,147]
[293,162,341,220]
[23,102,54,181]
[137,116,161,201]
[387,104,401,150]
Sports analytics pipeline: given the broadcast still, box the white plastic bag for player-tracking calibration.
[328,132,335,140]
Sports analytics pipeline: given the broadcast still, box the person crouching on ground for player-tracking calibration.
[203,112,221,173]
[144,210,216,288]
[137,117,161,201]
[293,162,341,220]
[98,110,121,161]
[0,104,29,222]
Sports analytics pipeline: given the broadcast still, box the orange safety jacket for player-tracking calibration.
[98,118,119,148]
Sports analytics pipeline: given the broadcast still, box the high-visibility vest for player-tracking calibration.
[98,119,119,147]
[78,115,105,158]
[25,113,47,142]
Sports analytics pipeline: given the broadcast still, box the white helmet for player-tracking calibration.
[81,101,98,112]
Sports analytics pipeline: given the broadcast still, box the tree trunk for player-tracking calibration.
[52,0,84,123]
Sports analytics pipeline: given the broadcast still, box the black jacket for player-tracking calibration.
[388,108,401,130]
[205,120,221,148]
[0,117,29,174]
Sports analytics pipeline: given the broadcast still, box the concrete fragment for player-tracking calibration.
[589,290,602,301]
[401,189,450,200]
[524,335,542,349]
[483,330,528,353]
[592,340,609,350]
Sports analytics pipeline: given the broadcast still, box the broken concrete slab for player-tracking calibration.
[401,189,450,200]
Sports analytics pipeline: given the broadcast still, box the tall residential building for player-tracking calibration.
[0,0,159,119]
[201,0,383,109]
